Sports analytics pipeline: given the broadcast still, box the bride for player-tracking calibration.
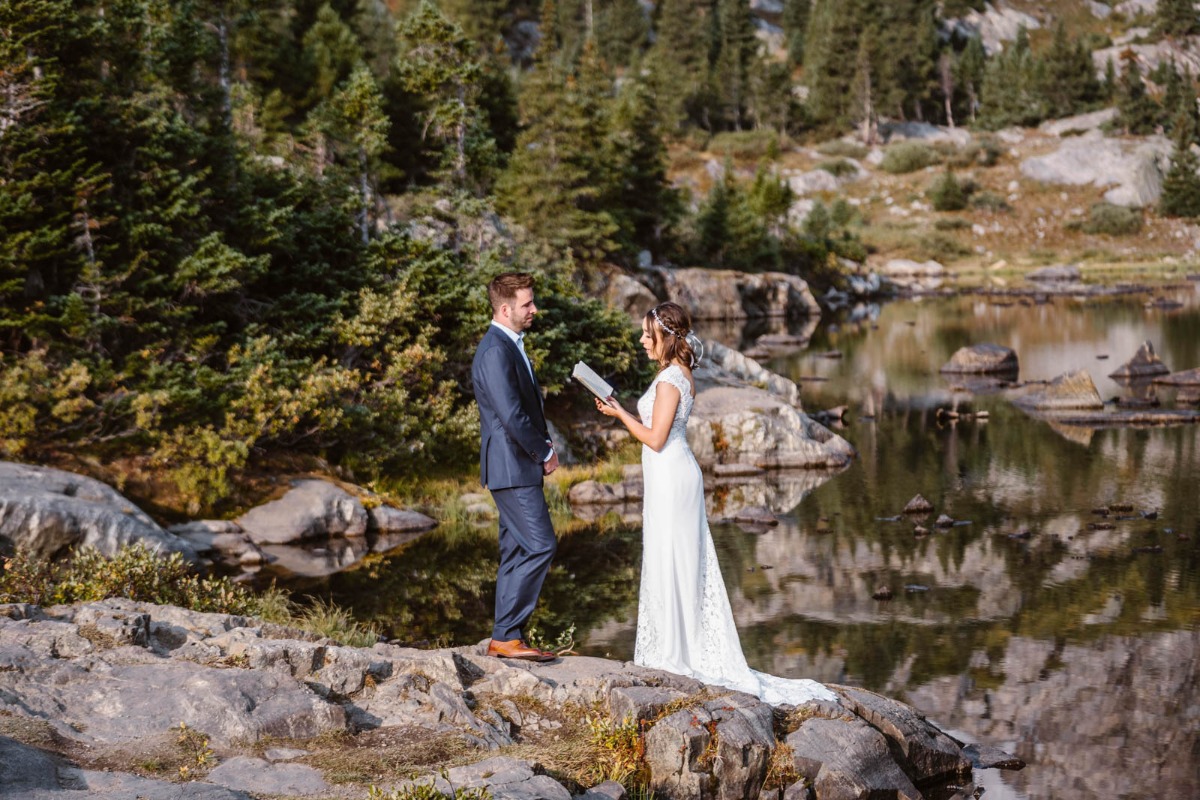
[595,302,836,706]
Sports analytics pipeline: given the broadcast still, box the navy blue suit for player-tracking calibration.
[471,323,557,642]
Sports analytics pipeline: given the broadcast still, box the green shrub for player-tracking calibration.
[830,198,858,226]
[0,545,260,613]
[816,159,858,177]
[918,232,971,262]
[706,130,781,159]
[816,139,868,159]
[971,191,1011,212]
[880,141,940,174]
[934,217,971,230]
[928,171,968,211]
[948,138,1003,168]
[1080,203,1141,235]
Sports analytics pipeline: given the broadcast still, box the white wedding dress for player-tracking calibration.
[633,365,837,706]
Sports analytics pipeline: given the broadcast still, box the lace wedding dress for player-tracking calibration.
[633,365,836,706]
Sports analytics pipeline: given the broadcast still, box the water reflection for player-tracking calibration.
[297,289,1199,800]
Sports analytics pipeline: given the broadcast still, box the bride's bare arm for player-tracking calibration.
[595,382,681,452]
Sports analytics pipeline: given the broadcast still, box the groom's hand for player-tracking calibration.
[543,449,560,475]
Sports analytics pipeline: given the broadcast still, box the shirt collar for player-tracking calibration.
[490,319,524,344]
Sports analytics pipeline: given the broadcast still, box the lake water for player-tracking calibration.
[304,281,1200,800]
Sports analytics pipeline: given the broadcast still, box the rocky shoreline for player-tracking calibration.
[0,599,1022,800]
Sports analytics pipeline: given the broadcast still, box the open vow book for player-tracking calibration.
[572,361,614,400]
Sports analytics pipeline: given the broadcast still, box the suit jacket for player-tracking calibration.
[471,324,551,490]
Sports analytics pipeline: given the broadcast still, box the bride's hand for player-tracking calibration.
[594,396,620,417]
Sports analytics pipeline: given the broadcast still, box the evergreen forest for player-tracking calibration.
[5,0,1200,513]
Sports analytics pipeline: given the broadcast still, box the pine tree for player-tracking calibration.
[1116,53,1159,135]
[1156,0,1200,38]
[647,0,715,133]
[605,76,678,258]
[302,4,364,107]
[978,27,1046,128]
[320,65,390,243]
[1103,56,1117,102]
[803,0,864,131]
[395,1,489,189]
[495,1,617,263]
[595,0,650,69]
[955,36,986,124]
[782,0,811,67]
[1040,22,1101,116]
[713,0,759,130]
[1160,111,1200,217]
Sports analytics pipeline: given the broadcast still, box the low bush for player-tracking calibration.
[918,232,971,262]
[971,191,1011,212]
[706,130,781,159]
[928,171,968,211]
[1080,203,1142,235]
[880,141,940,174]
[816,139,868,159]
[816,158,858,177]
[934,217,971,230]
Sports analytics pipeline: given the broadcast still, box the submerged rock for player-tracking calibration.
[1109,340,1170,378]
[1155,367,1200,386]
[1012,370,1104,410]
[940,343,1019,374]
[903,494,935,514]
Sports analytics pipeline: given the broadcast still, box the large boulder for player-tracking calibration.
[646,267,820,320]
[688,386,856,469]
[237,479,369,546]
[1019,129,1171,208]
[1109,340,1171,379]
[944,1,1041,55]
[0,462,197,561]
[701,341,802,406]
[1040,108,1118,136]
[940,344,1019,374]
[1012,370,1104,410]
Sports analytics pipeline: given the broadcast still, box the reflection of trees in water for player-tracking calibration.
[322,522,642,646]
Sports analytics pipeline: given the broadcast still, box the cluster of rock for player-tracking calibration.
[939,339,1200,430]
[0,599,1022,800]
[0,462,435,579]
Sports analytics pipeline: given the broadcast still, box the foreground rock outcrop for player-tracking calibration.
[0,600,1020,800]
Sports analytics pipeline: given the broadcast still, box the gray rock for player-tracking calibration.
[732,506,779,526]
[1013,370,1104,410]
[1019,130,1171,208]
[940,344,1019,374]
[644,706,715,799]
[1025,264,1081,283]
[0,654,346,746]
[706,694,776,799]
[0,734,252,799]
[1155,367,1200,385]
[609,685,690,725]
[963,742,1026,770]
[0,461,197,561]
[687,386,856,470]
[577,780,628,800]
[701,341,802,407]
[367,505,437,534]
[878,121,972,147]
[1109,341,1171,378]
[236,479,368,545]
[647,267,820,320]
[785,717,921,800]
[1040,108,1117,136]
[409,756,572,800]
[837,687,973,785]
[205,756,331,796]
[568,481,625,505]
[903,495,934,514]
[714,463,766,477]
[943,1,1041,55]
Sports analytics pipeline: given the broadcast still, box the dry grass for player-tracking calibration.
[297,728,480,785]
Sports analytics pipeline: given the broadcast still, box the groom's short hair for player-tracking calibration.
[488,272,535,312]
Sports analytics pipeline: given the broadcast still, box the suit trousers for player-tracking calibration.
[490,484,557,642]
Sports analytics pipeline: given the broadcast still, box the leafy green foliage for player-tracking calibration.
[0,545,260,613]
[1079,203,1142,236]
[881,141,940,174]
[928,170,968,211]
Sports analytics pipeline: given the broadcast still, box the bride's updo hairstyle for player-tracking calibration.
[646,302,700,368]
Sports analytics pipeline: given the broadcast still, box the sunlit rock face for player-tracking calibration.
[906,629,1200,800]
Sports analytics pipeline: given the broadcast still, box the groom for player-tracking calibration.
[471,272,559,662]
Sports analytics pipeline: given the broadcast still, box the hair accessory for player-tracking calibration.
[685,332,705,368]
[651,307,682,338]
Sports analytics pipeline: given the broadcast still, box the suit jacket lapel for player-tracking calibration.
[494,327,544,413]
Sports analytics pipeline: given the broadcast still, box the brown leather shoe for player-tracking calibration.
[486,638,556,662]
